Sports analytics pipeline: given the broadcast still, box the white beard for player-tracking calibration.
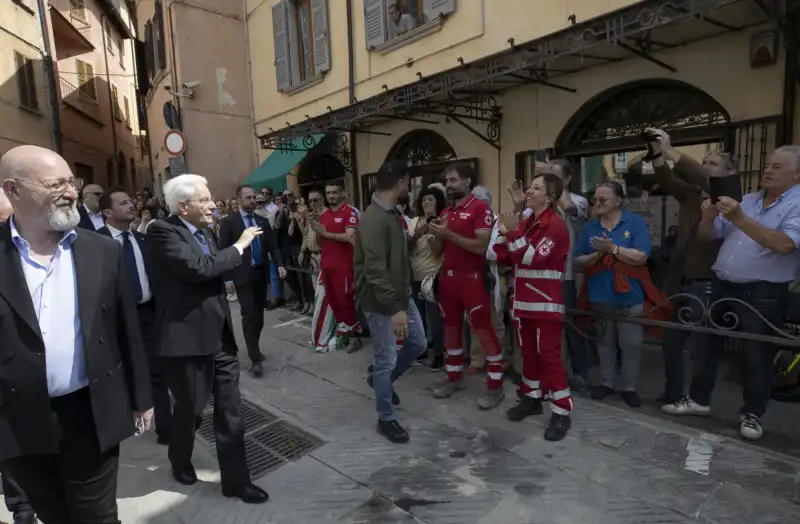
[46,201,80,231]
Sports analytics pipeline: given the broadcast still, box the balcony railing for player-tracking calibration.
[59,75,103,124]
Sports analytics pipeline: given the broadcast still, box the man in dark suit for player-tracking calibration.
[218,185,285,378]
[0,146,153,523]
[147,174,269,504]
[97,188,172,445]
[77,183,104,231]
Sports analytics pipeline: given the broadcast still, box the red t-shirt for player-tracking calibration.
[319,204,359,271]
[441,195,494,272]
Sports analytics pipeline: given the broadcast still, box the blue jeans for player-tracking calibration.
[411,280,444,356]
[268,260,281,299]
[365,299,427,422]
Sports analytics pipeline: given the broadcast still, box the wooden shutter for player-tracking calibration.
[112,86,121,119]
[272,1,291,91]
[423,0,456,19]
[69,0,86,21]
[310,0,330,74]
[364,0,387,49]
[144,21,154,82]
[154,0,167,70]
[77,60,97,101]
[123,96,130,125]
[14,52,38,111]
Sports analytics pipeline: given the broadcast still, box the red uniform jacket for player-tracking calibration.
[493,207,568,321]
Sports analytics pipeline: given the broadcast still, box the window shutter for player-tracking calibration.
[272,1,291,91]
[14,52,37,110]
[144,22,154,82]
[154,1,167,70]
[364,0,387,49]
[310,0,330,74]
[423,0,456,19]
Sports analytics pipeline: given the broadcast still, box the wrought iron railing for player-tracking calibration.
[59,75,101,120]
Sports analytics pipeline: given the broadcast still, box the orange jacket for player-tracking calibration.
[577,255,672,334]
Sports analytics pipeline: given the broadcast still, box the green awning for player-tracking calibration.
[243,133,326,193]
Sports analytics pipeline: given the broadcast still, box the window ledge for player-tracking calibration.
[19,104,43,117]
[12,0,35,16]
[372,18,444,54]
[282,73,325,96]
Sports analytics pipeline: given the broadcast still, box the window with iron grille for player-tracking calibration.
[76,59,97,101]
[14,51,38,111]
[69,0,86,22]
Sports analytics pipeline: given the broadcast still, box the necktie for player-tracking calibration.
[246,215,261,266]
[121,232,143,303]
[193,229,211,255]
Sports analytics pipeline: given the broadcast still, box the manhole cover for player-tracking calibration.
[250,420,322,461]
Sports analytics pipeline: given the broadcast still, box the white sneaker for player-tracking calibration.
[740,414,763,441]
[661,397,711,416]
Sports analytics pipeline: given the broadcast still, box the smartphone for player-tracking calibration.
[709,174,743,203]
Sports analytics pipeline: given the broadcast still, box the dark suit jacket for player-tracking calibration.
[96,226,152,286]
[78,204,99,231]
[217,211,282,287]
[0,223,153,461]
[146,215,242,358]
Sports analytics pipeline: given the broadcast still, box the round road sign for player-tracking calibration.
[164,129,187,156]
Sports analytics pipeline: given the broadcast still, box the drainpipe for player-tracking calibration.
[243,0,258,173]
[100,12,120,183]
[35,0,63,154]
[781,7,798,145]
[345,0,360,205]
[167,2,182,127]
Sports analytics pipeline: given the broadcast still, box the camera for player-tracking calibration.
[640,130,659,142]
[182,81,201,89]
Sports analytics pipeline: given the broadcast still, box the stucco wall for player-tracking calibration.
[0,0,55,156]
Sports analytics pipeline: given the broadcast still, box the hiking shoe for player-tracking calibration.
[477,388,505,410]
[544,413,571,442]
[506,397,543,421]
[432,377,465,398]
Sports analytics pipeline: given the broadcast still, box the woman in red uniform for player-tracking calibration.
[494,173,573,441]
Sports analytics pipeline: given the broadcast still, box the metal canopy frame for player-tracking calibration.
[258,0,754,148]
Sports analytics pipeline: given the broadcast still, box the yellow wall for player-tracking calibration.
[357,25,786,213]
[0,0,56,155]
[249,0,641,137]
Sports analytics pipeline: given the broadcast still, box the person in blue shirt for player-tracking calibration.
[575,181,651,407]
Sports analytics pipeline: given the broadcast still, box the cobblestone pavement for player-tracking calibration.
[4,304,800,524]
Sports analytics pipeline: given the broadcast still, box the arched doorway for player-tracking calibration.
[362,129,470,206]
[130,158,137,190]
[296,153,346,199]
[554,78,731,158]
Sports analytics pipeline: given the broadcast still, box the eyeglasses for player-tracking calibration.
[16,177,80,194]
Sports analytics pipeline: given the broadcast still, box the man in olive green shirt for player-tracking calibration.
[354,161,426,444]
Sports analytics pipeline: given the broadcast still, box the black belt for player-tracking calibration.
[137,300,154,309]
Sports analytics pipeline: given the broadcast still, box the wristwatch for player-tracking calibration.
[612,245,619,256]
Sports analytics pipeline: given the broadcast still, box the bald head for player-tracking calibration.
[1,145,80,234]
[0,145,70,182]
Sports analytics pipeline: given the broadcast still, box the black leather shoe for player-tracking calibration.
[250,362,264,378]
[222,484,269,504]
[13,511,37,524]
[173,466,198,485]
[377,420,409,443]
[591,385,615,401]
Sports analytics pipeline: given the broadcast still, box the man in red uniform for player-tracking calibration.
[309,182,362,348]
[430,164,505,409]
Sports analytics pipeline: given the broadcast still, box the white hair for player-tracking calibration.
[163,174,208,214]
[774,145,800,171]
[472,185,492,206]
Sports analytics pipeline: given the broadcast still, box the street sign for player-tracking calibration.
[164,129,187,156]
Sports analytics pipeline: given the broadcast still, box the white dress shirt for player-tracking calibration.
[10,216,88,397]
[84,204,105,230]
[106,225,152,304]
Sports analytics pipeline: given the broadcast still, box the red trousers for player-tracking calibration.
[321,268,360,336]
[513,318,573,415]
[439,272,503,390]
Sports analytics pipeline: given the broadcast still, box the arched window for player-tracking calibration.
[385,129,457,166]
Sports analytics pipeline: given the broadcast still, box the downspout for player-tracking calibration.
[345,0,360,206]
[781,6,798,145]
[167,2,182,127]
[35,0,63,154]
[100,13,120,181]
[243,0,258,175]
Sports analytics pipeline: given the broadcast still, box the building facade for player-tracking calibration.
[135,0,254,200]
[1,0,58,155]
[2,0,147,190]
[50,0,145,190]
[248,0,799,219]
